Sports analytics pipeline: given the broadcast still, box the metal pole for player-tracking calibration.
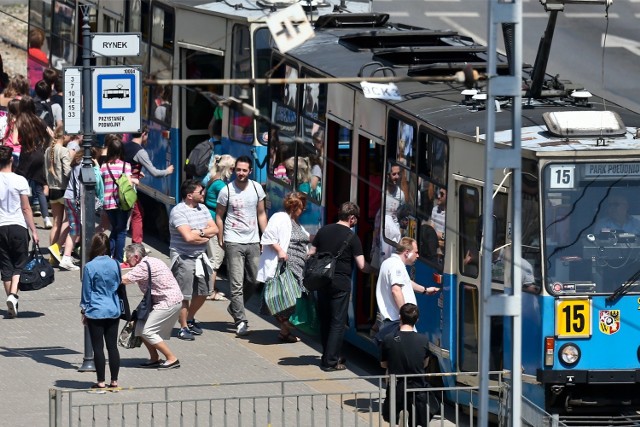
[78,4,97,373]
[480,1,523,426]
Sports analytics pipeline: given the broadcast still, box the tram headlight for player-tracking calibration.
[559,343,581,366]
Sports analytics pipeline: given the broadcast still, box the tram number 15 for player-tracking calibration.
[549,165,575,189]
[555,299,591,338]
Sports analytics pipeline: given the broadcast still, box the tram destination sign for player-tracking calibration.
[92,66,141,134]
[91,33,140,57]
[584,163,640,177]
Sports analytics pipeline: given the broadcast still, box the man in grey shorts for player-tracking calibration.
[216,155,267,336]
[169,179,218,340]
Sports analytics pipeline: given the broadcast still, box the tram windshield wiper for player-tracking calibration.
[607,269,640,302]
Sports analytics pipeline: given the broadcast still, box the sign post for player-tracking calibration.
[77,5,97,373]
[71,16,141,373]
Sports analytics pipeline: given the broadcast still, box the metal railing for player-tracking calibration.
[48,371,558,426]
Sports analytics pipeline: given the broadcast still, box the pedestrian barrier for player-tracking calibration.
[48,371,561,426]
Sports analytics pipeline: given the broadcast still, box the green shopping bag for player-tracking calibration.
[289,293,320,336]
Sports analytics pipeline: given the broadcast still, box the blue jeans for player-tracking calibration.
[30,180,48,217]
[106,209,129,263]
[225,242,260,325]
[317,287,350,367]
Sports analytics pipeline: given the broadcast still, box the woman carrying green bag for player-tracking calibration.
[257,192,309,343]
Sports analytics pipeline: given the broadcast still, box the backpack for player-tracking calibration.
[107,162,137,211]
[34,98,54,129]
[185,139,214,178]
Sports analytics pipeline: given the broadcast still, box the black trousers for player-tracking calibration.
[86,317,120,383]
[317,287,349,367]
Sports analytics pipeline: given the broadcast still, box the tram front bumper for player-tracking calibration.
[537,369,640,384]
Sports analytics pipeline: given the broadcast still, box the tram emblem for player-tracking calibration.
[598,310,620,335]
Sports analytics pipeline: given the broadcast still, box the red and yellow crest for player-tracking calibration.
[598,310,620,335]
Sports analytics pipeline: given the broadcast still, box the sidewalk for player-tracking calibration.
[0,222,379,425]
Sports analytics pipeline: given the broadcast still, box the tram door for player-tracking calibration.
[456,181,507,376]
[355,135,384,329]
[324,120,352,223]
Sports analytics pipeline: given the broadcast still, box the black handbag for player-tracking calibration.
[134,261,153,320]
[18,241,55,291]
[303,233,354,291]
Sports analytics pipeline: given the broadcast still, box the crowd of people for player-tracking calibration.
[0,64,442,411]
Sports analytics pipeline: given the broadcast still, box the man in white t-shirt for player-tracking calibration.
[0,146,39,318]
[216,156,267,336]
[376,237,439,333]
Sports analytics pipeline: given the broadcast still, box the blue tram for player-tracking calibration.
[27,0,640,422]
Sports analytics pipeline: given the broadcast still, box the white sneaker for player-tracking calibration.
[59,256,80,271]
[44,217,53,229]
[236,321,249,336]
[6,294,18,318]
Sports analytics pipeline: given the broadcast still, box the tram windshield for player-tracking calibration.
[543,162,640,296]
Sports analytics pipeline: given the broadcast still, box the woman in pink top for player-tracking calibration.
[122,243,183,370]
[100,135,136,263]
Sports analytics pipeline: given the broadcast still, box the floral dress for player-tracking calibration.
[286,219,309,289]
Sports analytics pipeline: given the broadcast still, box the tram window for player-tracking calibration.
[266,60,298,149]
[29,0,47,31]
[184,50,224,131]
[431,135,448,186]
[128,0,142,34]
[254,28,273,137]
[417,131,448,188]
[149,47,172,125]
[490,192,509,284]
[151,6,174,51]
[299,120,325,202]
[51,1,75,67]
[387,117,415,169]
[460,186,481,278]
[268,128,293,187]
[382,164,418,255]
[230,25,254,144]
[301,78,327,124]
[398,121,415,168]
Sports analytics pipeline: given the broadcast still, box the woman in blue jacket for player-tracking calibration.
[80,232,121,392]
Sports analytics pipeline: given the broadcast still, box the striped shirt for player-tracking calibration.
[169,202,213,257]
[100,160,131,210]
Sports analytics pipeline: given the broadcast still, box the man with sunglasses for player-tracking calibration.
[169,179,218,341]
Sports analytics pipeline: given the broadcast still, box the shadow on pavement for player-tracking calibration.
[277,354,321,366]
[53,379,95,390]
[0,345,80,370]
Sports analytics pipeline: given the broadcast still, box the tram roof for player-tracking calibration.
[284,25,640,153]
[173,0,371,21]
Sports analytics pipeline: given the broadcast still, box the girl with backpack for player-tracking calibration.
[100,135,136,264]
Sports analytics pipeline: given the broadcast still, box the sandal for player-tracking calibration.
[108,382,120,393]
[206,289,228,301]
[278,333,301,343]
[88,383,107,394]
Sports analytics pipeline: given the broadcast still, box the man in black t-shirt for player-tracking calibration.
[381,303,439,426]
[309,201,371,371]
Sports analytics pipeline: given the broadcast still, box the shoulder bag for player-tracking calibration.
[303,232,355,291]
[133,261,153,321]
[19,240,55,291]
